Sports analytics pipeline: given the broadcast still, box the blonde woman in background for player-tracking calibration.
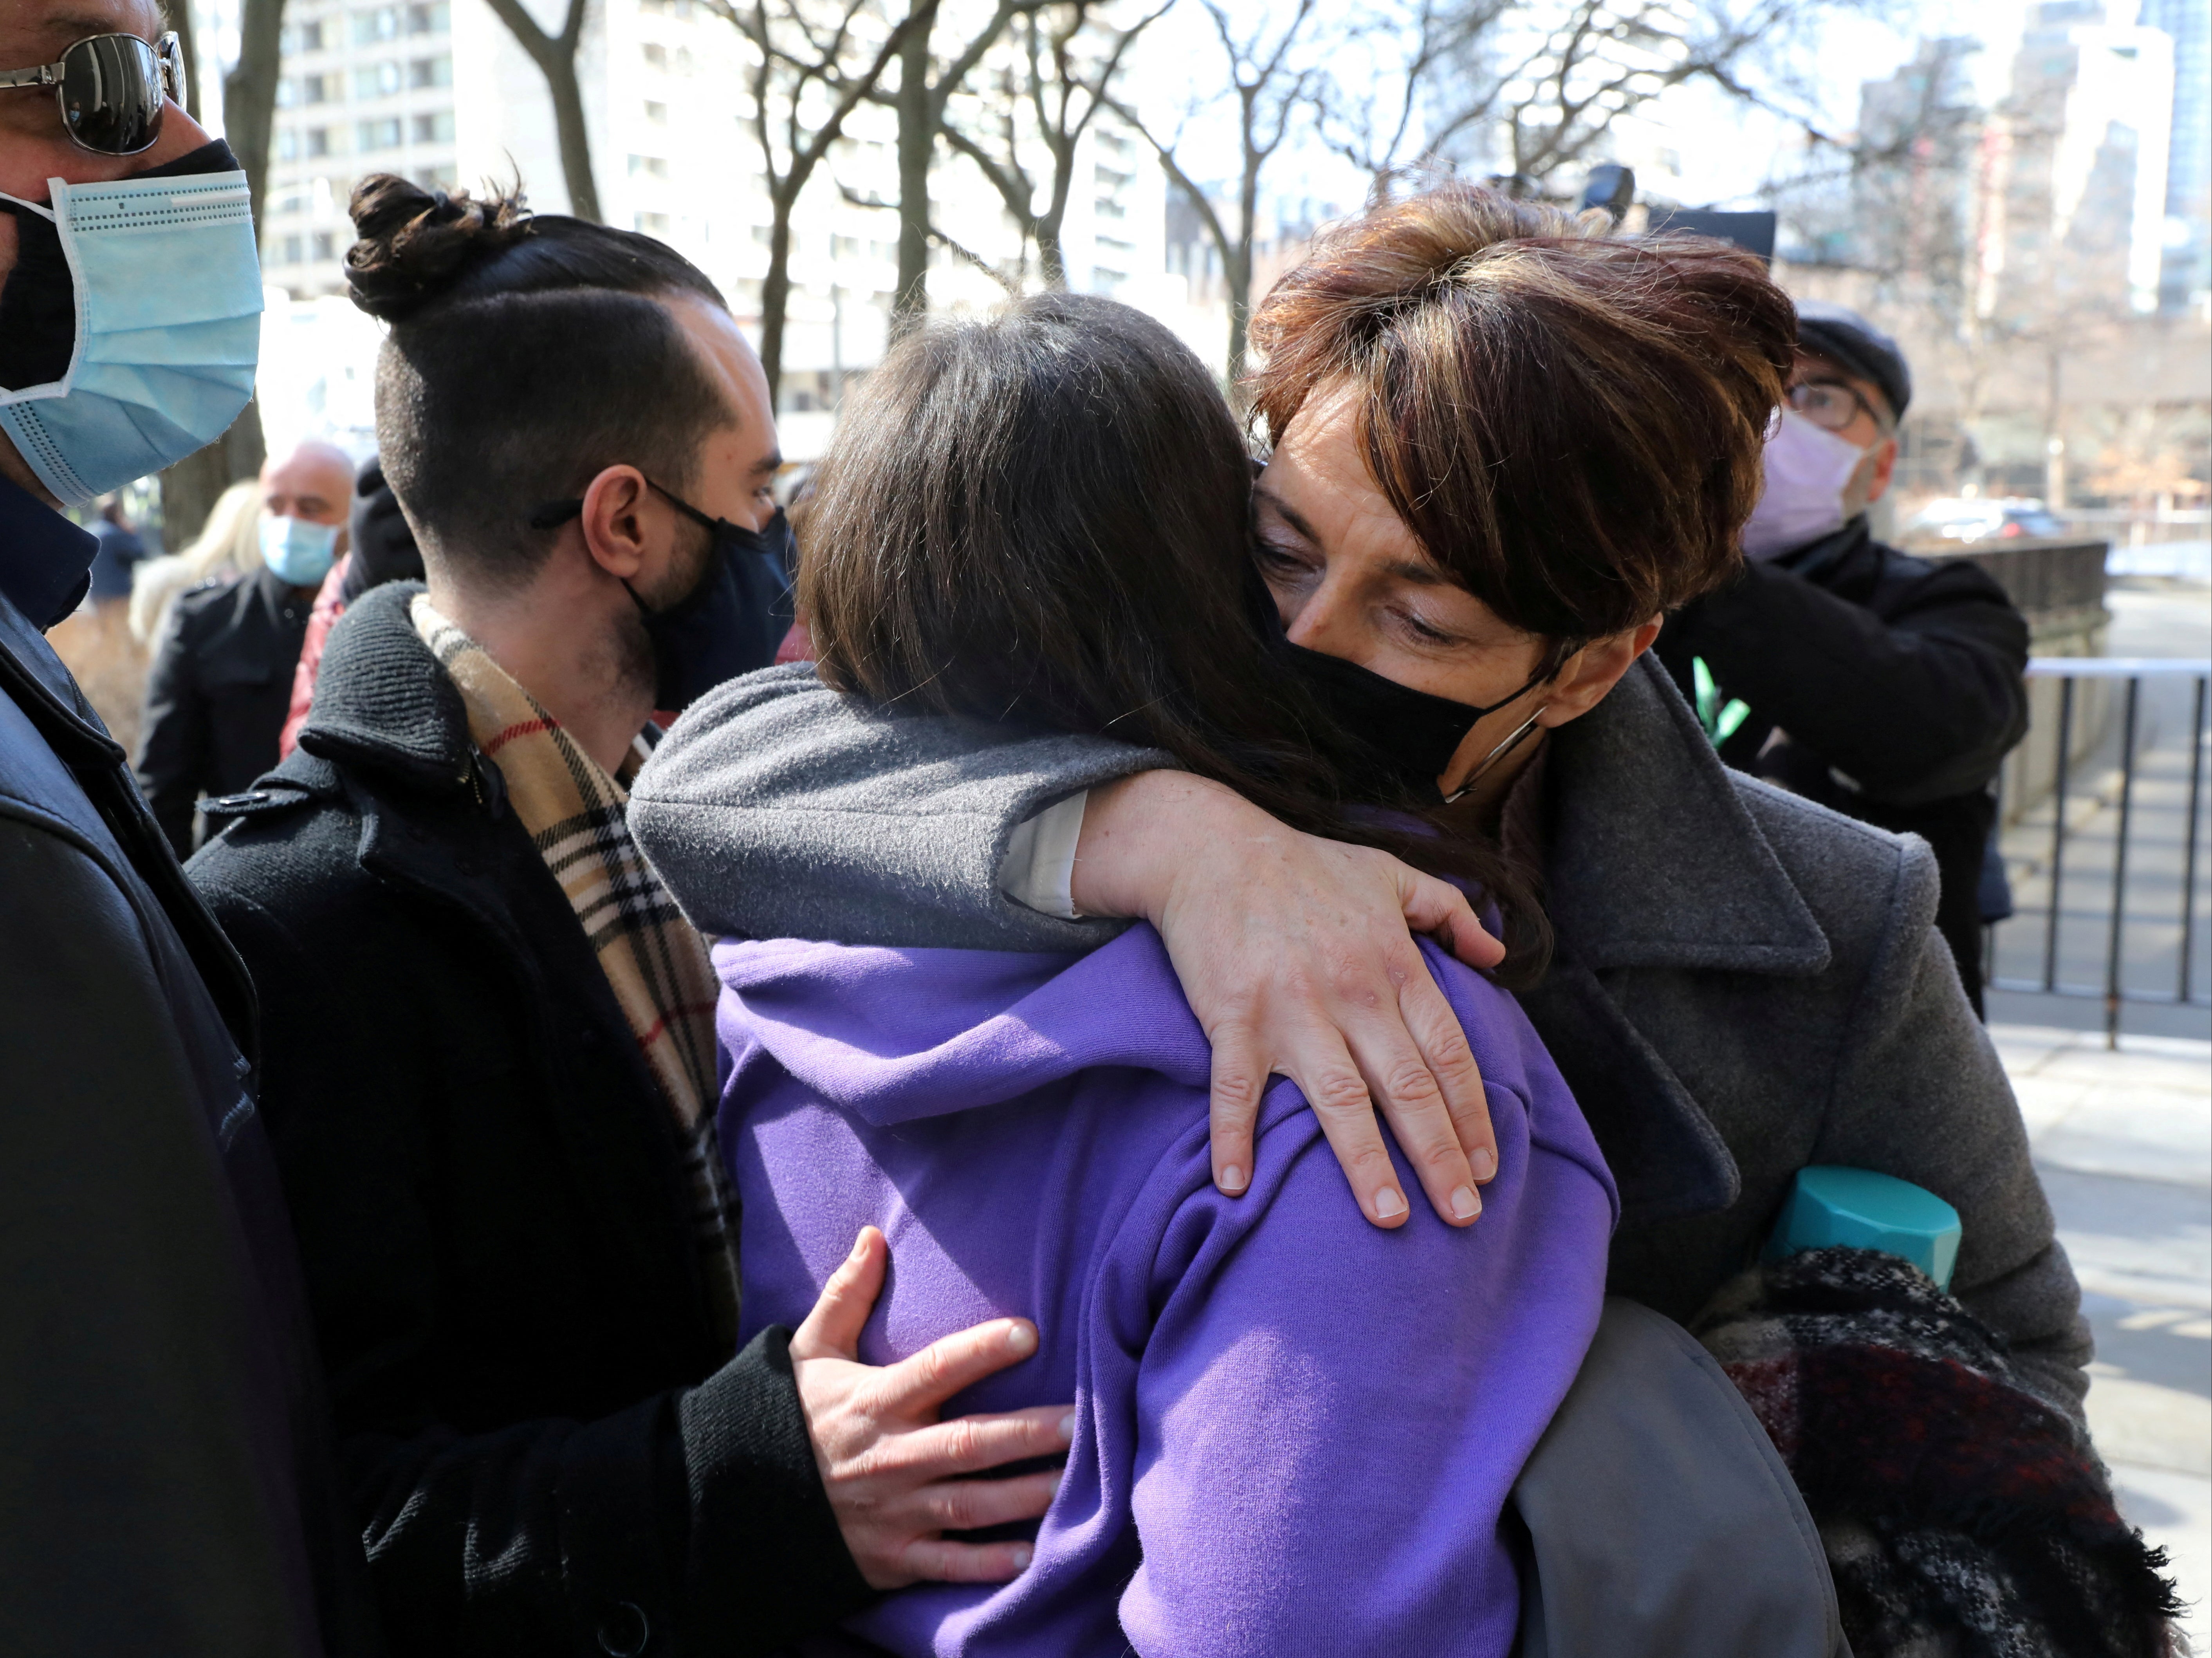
[128,477,262,647]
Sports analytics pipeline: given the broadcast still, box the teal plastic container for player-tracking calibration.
[1763,1166,1962,1291]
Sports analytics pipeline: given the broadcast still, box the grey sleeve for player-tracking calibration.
[630,663,1173,950]
[1815,833,2091,1422]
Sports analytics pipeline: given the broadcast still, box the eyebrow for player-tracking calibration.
[1255,484,1451,586]
[750,450,782,480]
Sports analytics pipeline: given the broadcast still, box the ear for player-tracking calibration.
[1864,435,1900,505]
[578,465,654,583]
[1537,618,1663,728]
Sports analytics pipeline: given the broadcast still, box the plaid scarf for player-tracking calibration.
[412,595,742,1353]
[1695,1247,2181,1658]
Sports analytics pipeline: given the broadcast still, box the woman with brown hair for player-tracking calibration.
[634,187,2173,1654]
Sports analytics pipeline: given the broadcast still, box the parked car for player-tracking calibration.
[1900,497,2069,544]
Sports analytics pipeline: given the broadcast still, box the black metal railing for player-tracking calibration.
[1987,658,2212,1044]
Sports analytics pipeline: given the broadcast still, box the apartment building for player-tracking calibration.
[263,0,458,298]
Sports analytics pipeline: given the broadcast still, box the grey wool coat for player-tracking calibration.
[629,654,2089,1420]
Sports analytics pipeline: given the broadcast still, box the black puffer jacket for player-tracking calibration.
[0,479,377,1656]
[1658,517,2030,1011]
[185,583,868,1658]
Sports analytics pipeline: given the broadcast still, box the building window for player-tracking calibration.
[832,233,860,256]
[415,163,457,190]
[644,100,669,124]
[307,127,333,158]
[629,154,670,177]
[635,212,672,235]
[353,7,401,45]
[1095,197,1125,220]
[675,47,693,73]
[281,234,304,264]
[411,110,455,144]
[353,61,402,99]
[312,231,338,262]
[357,117,402,152]
[283,18,326,52]
[277,128,299,161]
[408,55,451,88]
[406,1,449,33]
[643,42,668,69]
[298,72,335,104]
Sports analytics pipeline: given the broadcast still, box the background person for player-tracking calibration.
[43,491,154,747]
[128,473,261,643]
[278,455,423,758]
[135,437,353,856]
[0,1,376,1647]
[1654,300,2030,1015]
[188,177,1074,1654]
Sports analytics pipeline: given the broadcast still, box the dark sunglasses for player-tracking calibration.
[0,32,186,157]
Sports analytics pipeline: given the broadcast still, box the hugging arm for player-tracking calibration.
[631,665,1508,1230]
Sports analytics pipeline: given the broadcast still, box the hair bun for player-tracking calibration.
[344,174,533,321]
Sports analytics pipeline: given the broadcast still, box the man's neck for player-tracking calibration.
[424,570,650,778]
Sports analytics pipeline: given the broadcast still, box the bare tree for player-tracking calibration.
[940,0,1167,287]
[1110,0,1321,385]
[882,0,1047,323]
[1407,0,1852,194]
[1309,0,1508,186]
[483,0,601,221]
[716,0,938,403]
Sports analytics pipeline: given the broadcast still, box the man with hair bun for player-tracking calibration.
[186,174,1075,1656]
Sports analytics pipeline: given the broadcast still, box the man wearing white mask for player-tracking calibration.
[137,438,354,856]
[0,3,376,1651]
[1656,300,2030,1014]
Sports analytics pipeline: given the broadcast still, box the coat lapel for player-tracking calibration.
[1521,657,1831,1226]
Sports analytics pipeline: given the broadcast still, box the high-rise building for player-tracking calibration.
[2142,0,2210,311]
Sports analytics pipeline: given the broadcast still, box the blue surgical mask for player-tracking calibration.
[258,514,339,588]
[0,140,262,506]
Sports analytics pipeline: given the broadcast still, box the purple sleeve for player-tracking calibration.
[1117,1072,1615,1657]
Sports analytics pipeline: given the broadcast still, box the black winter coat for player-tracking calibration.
[1658,517,2030,1011]
[186,584,869,1657]
[137,563,315,858]
[0,483,378,1656]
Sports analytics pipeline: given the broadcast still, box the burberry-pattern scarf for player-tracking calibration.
[413,595,742,1352]
[1695,1246,2182,1658]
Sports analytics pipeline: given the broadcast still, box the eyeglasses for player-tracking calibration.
[0,32,186,157]
[1786,378,1889,435]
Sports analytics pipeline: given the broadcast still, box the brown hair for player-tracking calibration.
[1247,184,1796,643]
[802,291,1550,980]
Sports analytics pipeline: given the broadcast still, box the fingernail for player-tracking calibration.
[1218,1164,1245,1194]
[1451,1184,1482,1220]
[1058,1411,1077,1442]
[1005,1322,1036,1355]
[849,1232,870,1261]
[1470,1147,1498,1181]
[1374,1187,1407,1219]
[1010,1546,1032,1570]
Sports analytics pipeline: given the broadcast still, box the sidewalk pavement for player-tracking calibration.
[1992,1022,2212,1649]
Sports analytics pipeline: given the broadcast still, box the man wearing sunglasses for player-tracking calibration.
[2,4,374,1654]
[1656,300,2031,1015]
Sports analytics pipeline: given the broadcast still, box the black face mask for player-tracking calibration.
[530,481,796,713]
[1253,581,1553,805]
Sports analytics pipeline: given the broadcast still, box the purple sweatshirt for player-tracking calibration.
[714,924,1618,1658]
